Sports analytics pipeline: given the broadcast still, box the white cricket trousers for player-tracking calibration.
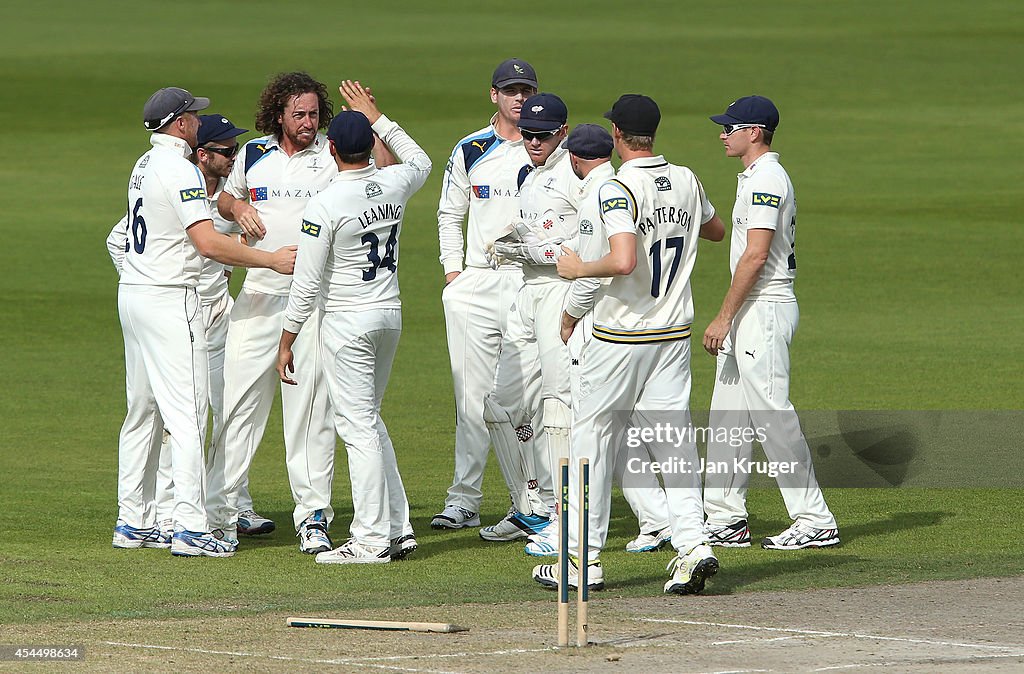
[117,285,209,533]
[441,266,525,512]
[152,293,256,524]
[567,317,669,535]
[321,308,411,547]
[569,337,705,559]
[489,279,572,506]
[703,300,836,530]
[213,289,336,533]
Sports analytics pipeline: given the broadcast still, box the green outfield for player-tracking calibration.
[1,0,1022,627]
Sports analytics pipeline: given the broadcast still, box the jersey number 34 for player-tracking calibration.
[361,224,398,281]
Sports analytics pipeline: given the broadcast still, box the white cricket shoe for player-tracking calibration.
[316,538,391,565]
[761,522,840,550]
[532,557,604,591]
[704,520,752,548]
[430,505,480,529]
[158,519,174,541]
[237,510,276,536]
[626,526,672,552]
[524,518,558,557]
[389,534,418,560]
[664,544,718,595]
[112,524,170,549]
[171,529,237,558]
[481,506,551,541]
[297,510,332,554]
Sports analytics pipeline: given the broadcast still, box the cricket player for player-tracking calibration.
[558,124,676,556]
[106,114,275,539]
[213,72,340,554]
[433,59,538,530]
[115,87,295,557]
[538,94,725,593]
[478,93,579,549]
[277,81,431,564]
[702,95,839,550]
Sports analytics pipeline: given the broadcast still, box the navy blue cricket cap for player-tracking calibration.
[710,95,780,131]
[327,110,374,154]
[197,114,248,146]
[517,93,568,132]
[492,58,538,89]
[604,94,660,136]
[566,124,613,160]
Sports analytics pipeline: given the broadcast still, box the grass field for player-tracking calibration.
[1,0,1022,640]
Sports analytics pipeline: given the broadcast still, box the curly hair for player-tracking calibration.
[254,72,333,137]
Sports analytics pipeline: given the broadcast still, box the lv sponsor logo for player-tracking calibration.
[751,192,781,208]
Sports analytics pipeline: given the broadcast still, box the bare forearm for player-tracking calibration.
[715,254,765,321]
[217,192,238,221]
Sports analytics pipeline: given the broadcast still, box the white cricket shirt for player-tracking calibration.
[517,145,582,284]
[121,133,212,287]
[731,152,797,301]
[564,161,617,318]
[224,132,337,296]
[437,115,531,273]
[283,115,432,333]
[195,178,238,301]
[591,155,716,344]
[109,177,238,303]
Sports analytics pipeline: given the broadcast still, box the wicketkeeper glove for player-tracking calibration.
[505,221,565,265]
[485,229,524,269]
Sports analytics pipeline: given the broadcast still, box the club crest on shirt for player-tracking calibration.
[300,220,321,238]
[579,219,594,235]
[752,192,781,208]
[366,182,383,198]
[179,188,205,202]
[655,176,672,192]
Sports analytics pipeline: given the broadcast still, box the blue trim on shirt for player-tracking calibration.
[244,140,276,174]
[459,132,500,173]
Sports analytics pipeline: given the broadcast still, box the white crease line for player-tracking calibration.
[712,635,812,646]
[347,646,556,662]
[812,652,1024,671]
[638,618,1022,652]
[101,641,457,674]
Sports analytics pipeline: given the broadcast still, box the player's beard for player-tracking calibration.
[284,125,316,151]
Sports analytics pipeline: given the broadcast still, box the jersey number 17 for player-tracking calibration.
[649,236,684,298]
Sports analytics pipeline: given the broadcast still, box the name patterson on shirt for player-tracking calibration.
[359,203,402,229]
[637,206,692,236]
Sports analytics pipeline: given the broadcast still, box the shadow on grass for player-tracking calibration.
[610,510,954,594]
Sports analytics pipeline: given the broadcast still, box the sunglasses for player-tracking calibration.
[520,128,560,142]
[722,123,766,136]
[200,144,240,158]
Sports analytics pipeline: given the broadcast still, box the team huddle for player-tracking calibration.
[108,59,838,595]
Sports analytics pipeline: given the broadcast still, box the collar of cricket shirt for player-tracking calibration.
[150,132,194,159]
[741,151,780,178]
[331,165,376,181]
